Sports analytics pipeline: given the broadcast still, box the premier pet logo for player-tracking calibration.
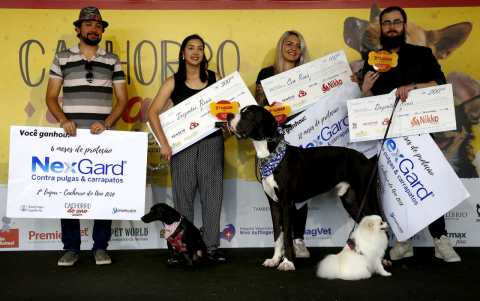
[31,157,125,175]
[322,79,343,93]
[385,139,434,205]
[220,224,236,242]
[411,115,439,127]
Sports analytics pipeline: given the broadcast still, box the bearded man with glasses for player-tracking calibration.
[360,6,461,263]
[45,7,128,267]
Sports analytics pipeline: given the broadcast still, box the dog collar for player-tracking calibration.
[258,139,287,179]
[164,216,183,239]
[347,237,362,255]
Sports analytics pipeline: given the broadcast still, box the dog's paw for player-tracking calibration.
[381,259,392,267]
[262,258,280,267]
[380,271,392,276]
[278,261,296,271]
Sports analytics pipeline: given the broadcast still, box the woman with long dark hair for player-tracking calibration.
[255,30,312,258]
[147,34,225,260]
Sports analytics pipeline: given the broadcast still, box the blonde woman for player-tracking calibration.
[255,30,311,258]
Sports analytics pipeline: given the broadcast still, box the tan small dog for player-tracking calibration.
[317,215,390,280]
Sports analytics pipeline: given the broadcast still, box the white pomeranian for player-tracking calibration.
[317,215,391,280]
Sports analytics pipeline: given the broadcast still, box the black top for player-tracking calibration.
[256,66,275,85]
[171,69,217,106]
[361,44,446,96]
[170,69,221,138]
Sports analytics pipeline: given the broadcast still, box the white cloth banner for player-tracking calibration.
[378,134,470,241]
[7,126,148,220]
[148,71,257,155]
[347,84,456,142]
[261,49,353,115]
[284,82,377,159]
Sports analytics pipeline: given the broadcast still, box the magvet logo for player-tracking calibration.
[411,115,439,127]
[322,79,343,93]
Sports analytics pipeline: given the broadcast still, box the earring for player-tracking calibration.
[182,57,185,60]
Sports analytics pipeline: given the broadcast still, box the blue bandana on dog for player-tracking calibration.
[259,140,287,179]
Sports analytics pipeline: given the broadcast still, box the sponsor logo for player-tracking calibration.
[299,115,349,148]
[190,122,199,130]
[355,131,369,137]
[304,227,332,236]
[382,118,391,125]
[220,224,236,242]
[363,121,378,126]
[389,212,404,233]
[411,115,439,127]
[253,207,270,211]
[170,142,181,150]
[322,79,343,93]
[112,207,137,214]
[171,129,186,138]
[110,227,149,242]
[28,229,88,244]
[385,139,434,205]
[352,123,357,129]
[293,99,307,107]
[281,95,295,103]
[32,157,125,175]
[20,205,27,212]
[18,205,44,213]
[447,232,467,246]
[444,211,467,220]
[0,217,19,248]
[184,131,199,141]
[239,226,273,236]
[298,90,307,97]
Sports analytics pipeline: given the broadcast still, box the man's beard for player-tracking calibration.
[380,28,406,50]
[81,33,101,46]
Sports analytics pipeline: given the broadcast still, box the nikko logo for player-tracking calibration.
[220,224,235,242]
[322,79,343,93]
[32,157,125,175]
[385,140,434,204]
[411,115,439,127]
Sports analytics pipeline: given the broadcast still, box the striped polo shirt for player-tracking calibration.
[49,44,126,129]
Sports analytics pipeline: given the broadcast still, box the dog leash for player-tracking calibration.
[347,97,401,246]
[147,155,171,205]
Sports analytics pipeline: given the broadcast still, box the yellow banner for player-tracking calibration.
[1,7,479,186]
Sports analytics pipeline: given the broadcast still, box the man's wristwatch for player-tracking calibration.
[411,82,417,89]
[100,121,111,130]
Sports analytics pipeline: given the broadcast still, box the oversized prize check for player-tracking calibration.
[260,49,353,115]
[347,84,456,142]
[148,71,257,155]
[7,126,148,220]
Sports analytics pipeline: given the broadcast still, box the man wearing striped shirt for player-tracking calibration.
[46,7,128,267]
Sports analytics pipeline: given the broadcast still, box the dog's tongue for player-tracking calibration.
[436,141,448,149]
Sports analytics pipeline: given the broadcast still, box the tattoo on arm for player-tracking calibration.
[255,84,268,107]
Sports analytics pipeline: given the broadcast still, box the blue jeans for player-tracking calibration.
[61,219,112,254]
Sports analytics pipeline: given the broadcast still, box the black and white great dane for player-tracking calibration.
[226,105,380,271]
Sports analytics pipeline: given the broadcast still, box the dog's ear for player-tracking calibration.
[166,205,181,222]
[447,72,480,105]
[366,220,374,229]
[370,3,381,23]
[464,95,480,125]
[258,109,279,138]
[426,22,472,60]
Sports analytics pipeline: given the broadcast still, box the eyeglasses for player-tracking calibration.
[381,20,404,27]
[85,61,93,83]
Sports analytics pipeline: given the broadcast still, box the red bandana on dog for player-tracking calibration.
[164,217,188,253]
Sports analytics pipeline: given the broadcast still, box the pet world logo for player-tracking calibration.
[447,232,467,246]
[0,216,19,248]
[31,157,125,175]
[220,224,236,242]
[171,129,185,138]
[385,139,434,205]
[190,122,199,130]
[298,90,307,97]
[322,79,343,93]
[411,115,439,127]
[389,212,404,233]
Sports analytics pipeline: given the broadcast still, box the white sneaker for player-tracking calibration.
[293,238,310,258]
[434,235,461,262]
[389,238,413,260]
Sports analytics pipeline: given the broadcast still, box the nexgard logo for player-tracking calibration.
[385,139,434,205]
[32,157,125,175]
[299,116,349,148]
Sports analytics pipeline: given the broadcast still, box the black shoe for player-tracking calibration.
[208,249,225,261]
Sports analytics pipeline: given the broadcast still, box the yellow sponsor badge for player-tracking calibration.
[368,50,398,72]
[265,102,292,124]
[210,100,239,120]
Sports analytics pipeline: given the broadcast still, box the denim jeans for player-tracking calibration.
[61,219,112,254]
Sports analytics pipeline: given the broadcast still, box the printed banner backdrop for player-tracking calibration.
[1,2,480,251]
